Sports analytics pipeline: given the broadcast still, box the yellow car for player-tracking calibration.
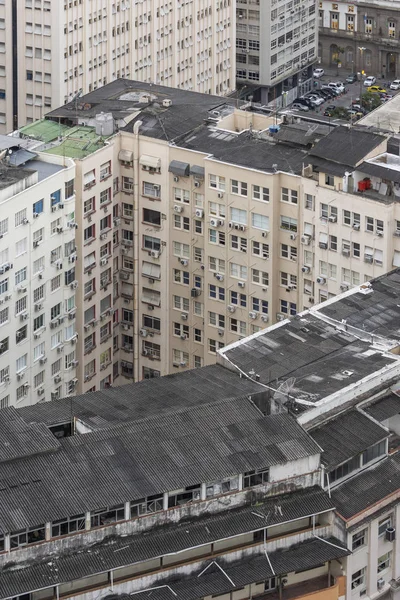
[367,85,387,93]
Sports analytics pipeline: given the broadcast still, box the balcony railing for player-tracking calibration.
[255,575,346,600]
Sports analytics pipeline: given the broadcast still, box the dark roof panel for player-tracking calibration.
[365,394,400,422]
[310,410,388,469]
[332,452,400,519]
[309,126,386,167]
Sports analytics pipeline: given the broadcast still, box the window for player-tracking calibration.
[230,291,247,307]
[209,174,225,191]
[143,181,161,198]
[351,568,366,590]
[90,505,125,528]
[65,179,74,199]
[231,180,248,196]
[208,338,224,354]
[174,296,189,312]
[280,299,297,316]
[16,354,27,373]
[280,272,297,288]
[33,315,44,331]
[83,169,95,189]
[230,236,247,253]
[243,467,269,488]
[378,552,391,572]
[10,525,45,548]
[174,269,189,285]
[174,188,190,203]
[280,216,297,232]
[252,297,268,314]
[173,322,189,338]
[378,516,392,537]
[365,216,374,232]
[15,268,27,285]
[230,318,247,335]
[305,194,314,210]
[281,244,297,260]
[209,229,225,246]
[252,241,269,259]
[230,208,247,225]
[352,529,367,551]
[252,185,269,202]
[209,285,225,301]
[143,208,161,226]
[15,209,27,227]
[252,213,269,230]
[209,312,225,328]
[281,188,298,204]
[173,242,190,258]
[230,263,247,279]
[100,160,111,181]
[84,197,95,215]
[209,202,226,218]
[174,215,190,231]
[252,269,269,286]
[52,514,85,538]
[325,174,334,186]
[32,199,44,215]
[16,238,27,256]
[143,235,160,252]
[329,235,337,252]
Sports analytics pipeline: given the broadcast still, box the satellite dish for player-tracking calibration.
[272,377,296,412]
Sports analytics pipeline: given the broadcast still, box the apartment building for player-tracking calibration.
[235,0,318,105]
[0,0,235,134]
[14,79,400,395]
[219,267,400,600]
[318,0,400,77]
[0,135,77,409]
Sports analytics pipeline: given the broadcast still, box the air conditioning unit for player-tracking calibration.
[180,361,187,367]
[194,180,201,188]
[301,235,311,245]
[22,218,29,225]
[215,273,224,282]
[173,176,179,182]
[227,305,236,313]
[328,215,337,223]
[261,315,269,323]
[364,255,373,263]
[394,229,400,237]
[139,328,147,337]
[316,276,326,284]
[217,192,224,199]
[34,303,43,311]
[150,250,160,258]
[249,311,258,320]
[340,282,349,291]
[54,375,61,383]
[376,229,383,236]
[353,223,360,230]
[57,345,64,353]
[114,217,121,226]
[262,231,268,238]
[17,286,27,294]
[19,312,28,321]
[319,242,328,249]
[290,233,297,240]
[195,208,204,218]
[191,288,200,297]
[180,258,188,266]
[386,527,396,542]
[33,240,40,248]
[377,579,385,591]
[238,281,245,288]
[174,205,183,213]
[4,295,11,301]
[286,284,297,291]
[342,248,350,256]
[37,387,44,396]
[56,226,63,234]
[70,281,78,289]
[302,265,311,273]
[17,372,25,381]
[276,313,285,321]
[210,218,219,227]
[39,356,47,364]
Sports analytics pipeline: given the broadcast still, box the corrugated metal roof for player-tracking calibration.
[364,393,400,422]
[0,531,346,599]
[310,410,388,469]
[0,399,320,533]
[332,452,400,520]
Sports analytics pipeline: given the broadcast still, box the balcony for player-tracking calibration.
[256,576,346,600]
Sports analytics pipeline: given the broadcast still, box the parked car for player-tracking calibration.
[351,104,367,114]
[305,91,325,102]
[347,109,363,119]
[390,79,400,90]
[322,84,341,96]
[327,82,345,93]
[295,97,313,108]
[345,73,358,84]
[367,85,387,93]
[306,95,324,106]
[292,102,309,111]
[363,76,376,87]
[323,105,336,116]
[313,68,324,78]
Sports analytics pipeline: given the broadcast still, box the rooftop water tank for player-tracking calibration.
[95,112,114,136]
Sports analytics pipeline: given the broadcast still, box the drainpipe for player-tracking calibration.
[133,122,142,382]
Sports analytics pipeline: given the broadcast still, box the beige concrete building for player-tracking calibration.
[14,80,400,395]
[0,0,235,134]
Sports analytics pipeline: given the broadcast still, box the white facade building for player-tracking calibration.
[0,0,235,134]
[0,141,77,408]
